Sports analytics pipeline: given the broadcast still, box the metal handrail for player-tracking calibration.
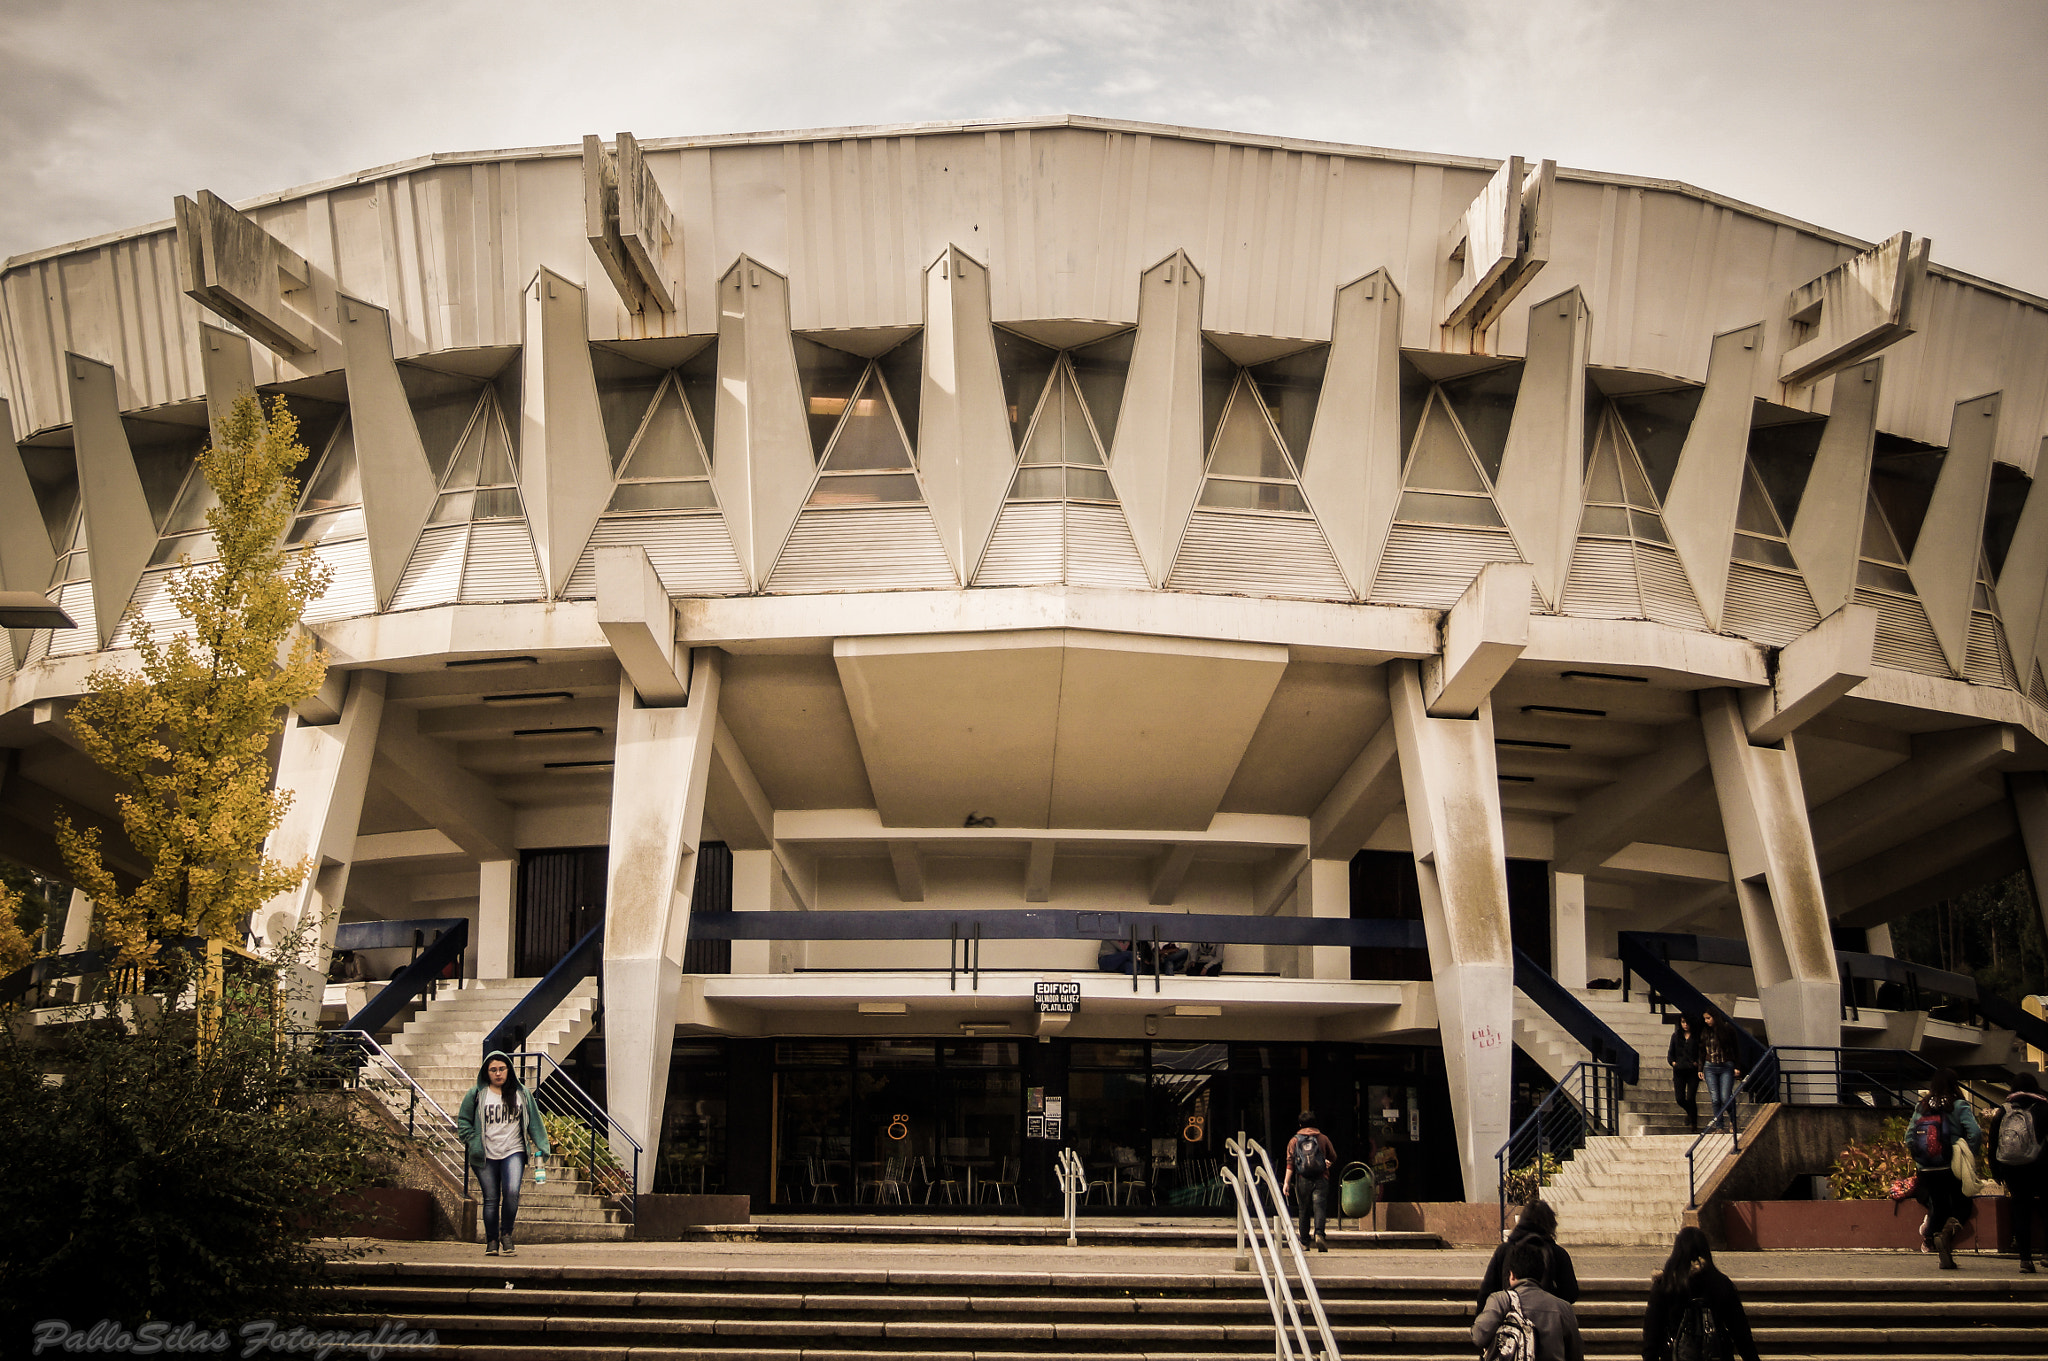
[1514,945,1640,1083]
[1055,1147,1085,1246]
[295,1028,466,1184]
[506,1049,641,1224]
[1616,933,1769,1070]
[1494,1061,1623,1237]
[1223,1133,1341,1361]
[344,918,469,1036]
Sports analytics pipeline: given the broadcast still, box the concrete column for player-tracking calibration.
[730,849,773,974]
[1699,689,1841,1066]
[58,887,93,954]
[1550,869,1589,990]
[476,859,516,980]
[1864,923,1895,957]
[259,672,386,981]
[602,650,722,1188]
[1303,857,1352,981]
[1387,659,1514,1200]
[2010,772,2048,948]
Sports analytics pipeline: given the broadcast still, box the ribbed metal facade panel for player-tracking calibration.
[389,526,466,613]
[1859,589,1952,677]
[1064,503,1150,590]
[973,502,1064,587]
[764,506,958,593]
[1368,524,1523,609]
[46,580,98,658]
[2033,662,2048,710]
[562,513,750,598]
[1721,561,1819,647]
[459,520,546,604]
[302,538,377,624]
[1637,543,1708,631]
[110,568,190,649]
[1165,510,1351,600]
[1964,611,2020,690]
[1560,539,1640,619]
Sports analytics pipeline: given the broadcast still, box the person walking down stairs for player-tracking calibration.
[1640,1226,1759,1361]
[1476,1200,1580,1311]
[1668,1015,1702,1134]
[455,1050,553,1258]
[1988,1071,2048,1274]
[1906,1068,1983,1270]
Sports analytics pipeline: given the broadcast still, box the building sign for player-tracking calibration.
[1035,980,1080,1014]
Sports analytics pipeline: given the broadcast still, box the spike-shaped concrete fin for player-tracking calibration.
[521,269,615,598]
[65,354,158,648]
[1108,251,1206,587]
[1788,360,1883,617]
[1492,288,1591,607]
[1909,392,2001,675]
[1300,271,1403,599]
[1997,436,2048,684]
[1662,324,1765,631]
[199,325,257,448]
[336,294,441,610]
[0,397,58,664]
[711,257,810,590]
[917,247,1011,581]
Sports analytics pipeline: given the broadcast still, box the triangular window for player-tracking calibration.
[876,334,923,452]
[1577,406,1675,546]
[1247,346,1329,471]
[1069,331,1134,457]
[1613,387,1703,502]
[1856,494,1915,594]
[607,376,717,513]
[1199,340,1235,453]
[1729,461,1797,569]
[398,365,487,482]
[50,510,90,586]
[1975,553,1999,614]
[148,461,224,567]
[1440,363,1521,485]
[992,329,1057,452]
[285,416,366,547]
[793,337,868,461]
[430,393,526,523]
[1394,388,1504,528]
[1198,372,1309,515]
[806,363,923,507]
[677,342,717,454]
[1006,364,1116,504]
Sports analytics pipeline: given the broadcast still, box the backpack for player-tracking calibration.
[1669,1295,1726,1361]
[1905,1109,1955,1165]
[1997,1099,2045,1167]
[1289,1130,1328,1180]
[1482,1287,1538,1361]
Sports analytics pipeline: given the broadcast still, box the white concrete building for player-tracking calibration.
[3,118,2047,1212]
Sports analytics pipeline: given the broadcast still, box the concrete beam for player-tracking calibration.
[1309,724,1401,860]
[1788,359,1882,617]
[1425,561,1533,718]
[1779,232,1928,387]
[711,257,811,590]
[172,190,318,356]
[1300,270,1403,598]
[198,324,257,446]
[1024,840,1055,904]
[1113,251,1207,587]
[583,132,678,316]
[1828,803,2021,927]
[0,398,53,667]
[1808,725,2017,870]
[1147,845,1198,906]
[67,354,157,649]
[411,871,482,903]
[522,269,616,598]
[1742,603,1877,743]
[596,545,688,706]
[1908,392,2001,675]
[1663,325,1765,631]
[706,720,774,852]
[337,294,441,610]
[917,245,1013,584]
[1601,843,1732,883]
[887,841,926,903]
[375,703,517,862]
[1253,846,1311,918]
[351,829,464,864]
[1551,724,1709,875]
[1492,289,1590,608]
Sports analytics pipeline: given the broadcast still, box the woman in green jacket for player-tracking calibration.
[455,1049,552,1256]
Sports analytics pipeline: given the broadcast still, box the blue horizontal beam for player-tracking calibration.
[333,918,470,952]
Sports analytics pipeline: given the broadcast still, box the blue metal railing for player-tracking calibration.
[483,923,602,1057]
[1514,945,1640,1083]
[1494,1061,1625,1236]
[1617,932,1769,1070]
[333,918,469,954]
[0,936,212,1009]
[504,1048,640,1225]
[344,918,469,1036]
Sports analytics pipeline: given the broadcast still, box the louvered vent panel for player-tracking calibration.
[22,627,49,667]
[1166,511,1352,600]
[1559,539,1640,619]
[1636,544,1708,631]
[2032,662,2048,709]
[1721,562,1819,646]
[1064,503,1151,590]
[766,506,958,593]
[388,526,467,613]
[1369,524,1523,608]
[1963,611,2020,689]
[301,539,378,623]
[1858,589,1952,677]
[0,636,14,682]
[459,521,546,603]
[973,502,1063,587]
[111,568,192,648]
[47,581,98,657]
[562,514,749,598]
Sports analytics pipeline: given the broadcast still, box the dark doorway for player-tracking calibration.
[1350,851,1430,981]
[1506,858,1551,973]
[516,846,607,976]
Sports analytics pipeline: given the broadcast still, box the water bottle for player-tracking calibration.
[533,1164,546,1185]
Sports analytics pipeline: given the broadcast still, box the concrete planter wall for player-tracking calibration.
[1721,1196,2011,1252]
[330,1186,436,1241]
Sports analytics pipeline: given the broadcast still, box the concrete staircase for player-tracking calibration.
[381,975,624,1243]
[1512,988,1704,1136]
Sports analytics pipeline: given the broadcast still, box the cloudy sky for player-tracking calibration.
[3,0,2044,294]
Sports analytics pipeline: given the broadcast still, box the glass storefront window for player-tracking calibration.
[657,1044,727,1195]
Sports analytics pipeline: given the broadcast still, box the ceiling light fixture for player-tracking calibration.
[1497,774,1537,784]
[1497,738,1571,751]
[1521,705,1607,720]
[858,1001,907,1015]
[1561,670,1649,684]
[958,1021,1010,1034]
[513,726,605,740]
[482,692,575,707]
[543,759,614,771]
[1172,1004,1221,1018]
[446,655,538,669]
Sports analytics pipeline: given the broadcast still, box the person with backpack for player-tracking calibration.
[1475,1199,1580,1310]
[1640,1226,1759,1361]
[455,1049,553,1257]
[1906,1067,1983,1269]
[1988,1071,2048,1273]
[1279,1110,1337,1252]
[1474,1236,1584,1361]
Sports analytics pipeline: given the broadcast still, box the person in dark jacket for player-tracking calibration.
[1476,1198,1579,1310]
[1280,1110,1339,1251]
[1475,1237,1584,1361]
[1668,1014,1702,1133]
[1988,1071,2048,1274]
[1641,1226,1758,1361]
[454,1049,553,1256]
[1908,1067,1983,1269]
[1700,1014,1742,1132]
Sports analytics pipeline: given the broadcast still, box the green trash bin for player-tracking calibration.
[1338,1161,1377,1219]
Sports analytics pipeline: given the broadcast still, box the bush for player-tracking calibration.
[542,1111,631,1199]
[0,961,396,1337]
[1829,1115,1916,1201]
[1503,1153,1563,1205]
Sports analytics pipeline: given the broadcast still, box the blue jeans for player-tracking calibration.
[1704,1064,1736,1127]
[1294,1178,1328,1243]
[478,1152,526,1243]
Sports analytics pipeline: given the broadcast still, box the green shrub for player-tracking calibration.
[1503,1153,1563,1205]
[542,1111,631,1198]
[1829,1114,1915,1201]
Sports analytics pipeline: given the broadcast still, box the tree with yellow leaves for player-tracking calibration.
[58,394,332,970]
